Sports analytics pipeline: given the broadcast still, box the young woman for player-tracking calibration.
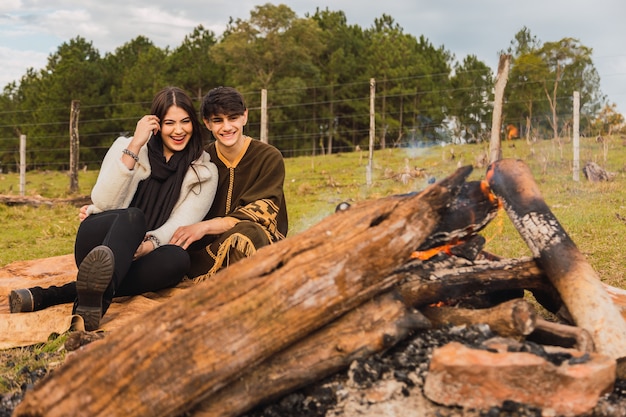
[9,87,218,331]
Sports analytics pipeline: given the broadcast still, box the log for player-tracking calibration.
[0,194,91,207]
[193,255,565,417]
[14,166,473,417]
[397,256,562,312]
[529,318,595,353]
[190,290,430,417]
[486,158,626,362]
[420,298,537,338]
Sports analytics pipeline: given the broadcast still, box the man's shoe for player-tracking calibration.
[9,288,34,313]
[75,245,115,331]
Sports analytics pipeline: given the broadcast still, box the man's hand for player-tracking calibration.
[170,223,208,250]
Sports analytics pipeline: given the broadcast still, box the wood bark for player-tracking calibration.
[14,166,472,417]
[420,298,537,338]
[190,290,430,417]
[396,256,562,312]
[529,318,595,353]
[195,256,562,417]
[486,158,626,361]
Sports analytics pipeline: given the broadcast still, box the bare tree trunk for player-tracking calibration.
[489,54,511,163]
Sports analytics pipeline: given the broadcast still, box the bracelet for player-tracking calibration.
[144,234,160,248]
[122,148,139,162]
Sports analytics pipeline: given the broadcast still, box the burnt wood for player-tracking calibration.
[486,158,626,362]
[420,298,537,338]
[529,318,595,353]
[189,290,430,417]
[14,166,473,417]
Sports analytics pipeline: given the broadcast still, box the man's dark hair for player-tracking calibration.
[201,86,247,119]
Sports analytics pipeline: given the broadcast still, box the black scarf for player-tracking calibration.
[130,136,188,231]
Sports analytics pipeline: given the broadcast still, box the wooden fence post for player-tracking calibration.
[19,134,26,196]
[69,100,80,193]
[573,91,580,181]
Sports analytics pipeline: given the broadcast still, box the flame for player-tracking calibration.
[429,301,447,307]
[480,179,500,207]
[410,241,458,261]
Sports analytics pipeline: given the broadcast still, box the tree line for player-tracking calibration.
[0,3,622,171]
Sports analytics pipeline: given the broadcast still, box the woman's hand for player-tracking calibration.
[78,205,90,222]
[133,240,154,260]
[122,115,160,169]
[133,115,160,147]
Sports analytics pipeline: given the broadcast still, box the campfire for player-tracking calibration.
[12,159,626,417]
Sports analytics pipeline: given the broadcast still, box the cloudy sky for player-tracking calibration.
[2,0,625,114]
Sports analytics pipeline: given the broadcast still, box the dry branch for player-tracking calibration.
[529,318,595,353]
[0,194,91,207]
[420,298,537,338]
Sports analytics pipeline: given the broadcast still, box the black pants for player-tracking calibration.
[75,207,190,298]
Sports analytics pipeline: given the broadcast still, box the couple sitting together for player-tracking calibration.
[9,85,288,331]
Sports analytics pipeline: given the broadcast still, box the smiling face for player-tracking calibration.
[204,109,249,151]
[160,105,193,160]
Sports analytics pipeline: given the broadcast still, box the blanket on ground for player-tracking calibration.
[0,254,192,349]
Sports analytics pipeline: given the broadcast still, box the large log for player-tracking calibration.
[190,290,431,417]
[486,158,626,362]
[14,166,473,417]
[195,256,557,417]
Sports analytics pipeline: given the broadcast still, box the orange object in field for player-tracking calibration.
[506,124,519,140]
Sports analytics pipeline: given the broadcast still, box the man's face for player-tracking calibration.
[204,109,248,148]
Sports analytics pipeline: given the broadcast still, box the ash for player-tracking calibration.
[243,324,626,417]
[2,325,626,416]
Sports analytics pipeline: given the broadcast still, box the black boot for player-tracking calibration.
[74,245,115,331]
[9,282,77,313]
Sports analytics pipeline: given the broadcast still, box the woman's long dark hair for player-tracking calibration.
[150,86,204,165]
[131,87,205,230]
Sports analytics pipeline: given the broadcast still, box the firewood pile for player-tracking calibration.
[12,159,626,417]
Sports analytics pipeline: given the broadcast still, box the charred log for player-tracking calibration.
[396,256,562,313]
[528,318,595,353]
[486,158,626,362]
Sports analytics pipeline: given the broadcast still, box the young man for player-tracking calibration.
[170,86,288,280]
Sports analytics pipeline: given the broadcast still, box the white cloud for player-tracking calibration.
[0,46,48,87]
[0,0,624,113]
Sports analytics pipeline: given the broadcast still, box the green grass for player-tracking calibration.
[1,136,625,287]
[1,135,626,395]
